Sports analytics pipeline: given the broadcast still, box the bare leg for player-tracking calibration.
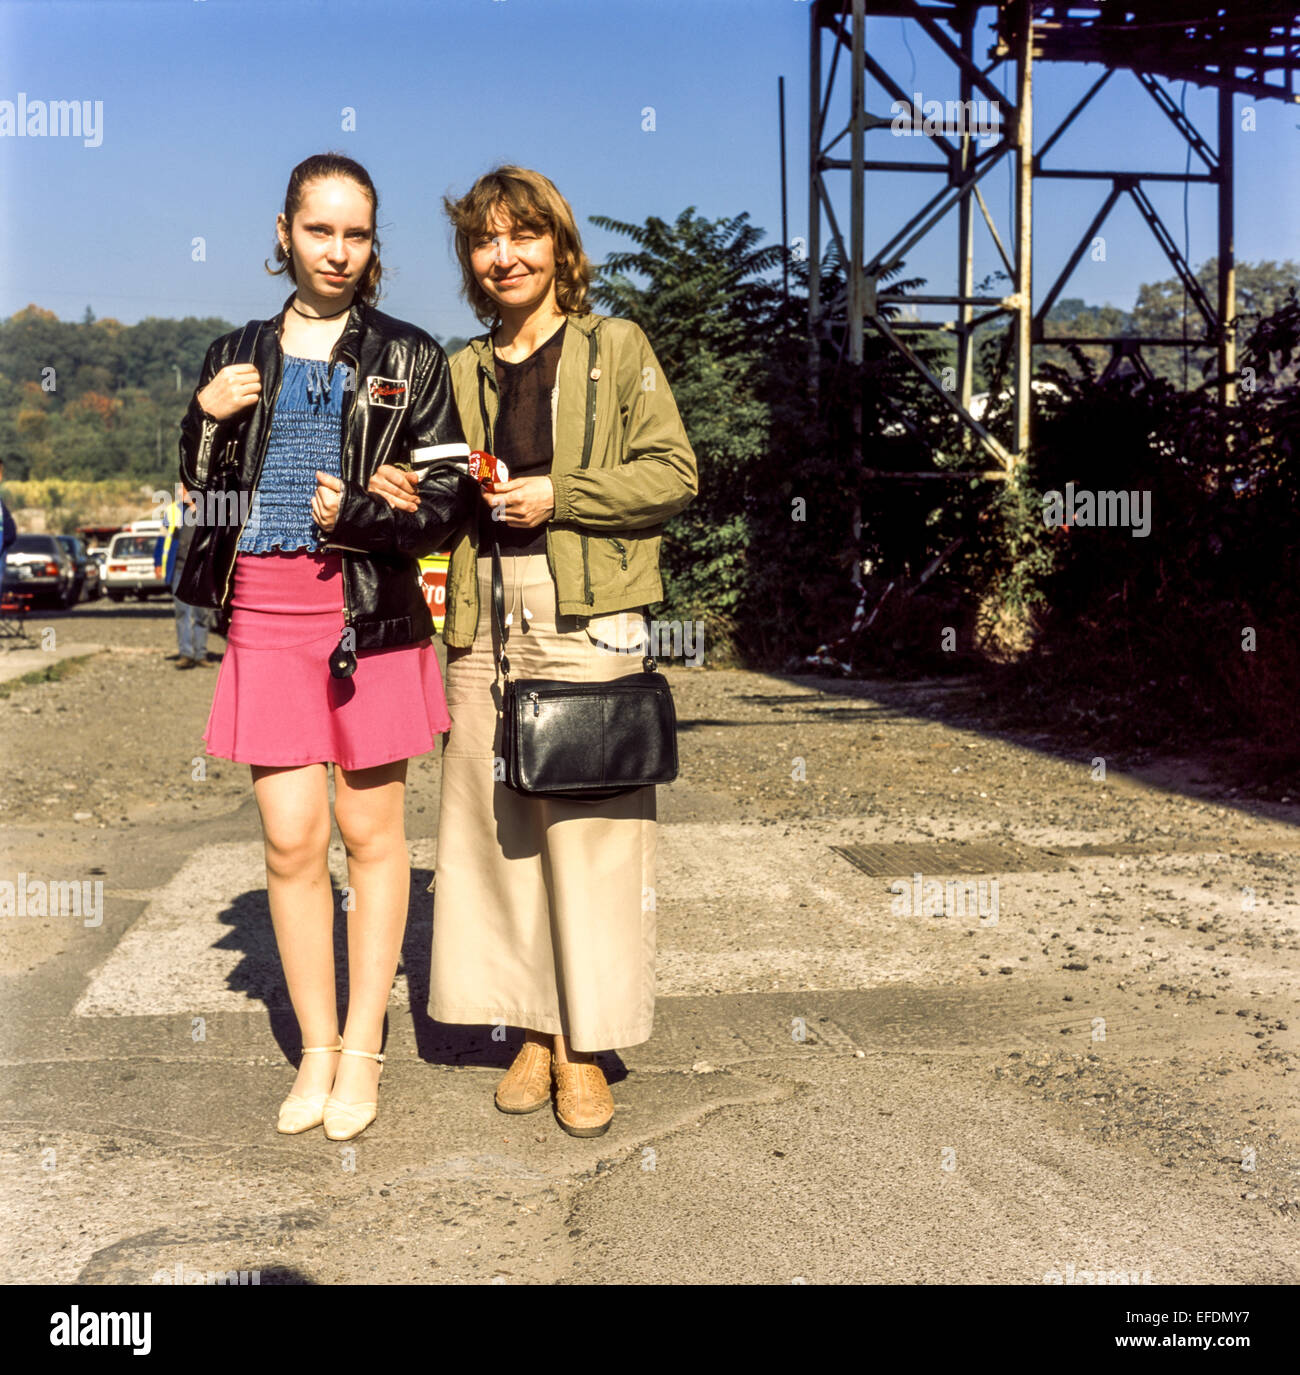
[330,758,409,1104]
[552,1033,596,1066]
[251,763,338,1098]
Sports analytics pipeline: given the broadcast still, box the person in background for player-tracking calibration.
[157,489,210,669]
[0,457,15,597]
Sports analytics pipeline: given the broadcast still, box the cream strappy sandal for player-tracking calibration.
[323,1047,385,1141]
[276,1036,342,1134]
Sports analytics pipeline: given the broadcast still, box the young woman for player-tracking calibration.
[177,153,476,1141]
[369,166,697,1135]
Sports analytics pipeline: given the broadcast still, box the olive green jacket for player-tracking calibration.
[441,311,698,647]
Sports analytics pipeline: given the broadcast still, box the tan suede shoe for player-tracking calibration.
[495,1041,553,1114]
[553,1060,614,1137]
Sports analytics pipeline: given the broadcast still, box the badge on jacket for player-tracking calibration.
[366,376,408,408]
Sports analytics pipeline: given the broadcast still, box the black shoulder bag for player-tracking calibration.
[172,318,261,621]
[491,535,678,802]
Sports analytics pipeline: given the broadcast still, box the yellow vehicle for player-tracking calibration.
[416,550,450,632]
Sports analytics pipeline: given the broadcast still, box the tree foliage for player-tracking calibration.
[0,306,233,483]
[5,240,1298,748]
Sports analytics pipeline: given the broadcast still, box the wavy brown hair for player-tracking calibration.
[266,152,383,306]
[443,166,591,326]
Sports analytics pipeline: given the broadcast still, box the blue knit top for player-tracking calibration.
[238,355,345,554]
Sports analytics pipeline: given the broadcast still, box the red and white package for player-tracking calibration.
[468,450,509,490]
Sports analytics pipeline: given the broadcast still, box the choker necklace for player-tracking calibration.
[290,298,351,320]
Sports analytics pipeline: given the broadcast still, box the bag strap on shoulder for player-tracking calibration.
[491,535,511,681]
[233,319,261,367]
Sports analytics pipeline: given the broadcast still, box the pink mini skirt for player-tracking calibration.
[203,550,450,770]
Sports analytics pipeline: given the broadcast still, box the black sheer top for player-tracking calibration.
[478,318,567,555]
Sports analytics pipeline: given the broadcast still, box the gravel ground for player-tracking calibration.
[1,597,1297,1283]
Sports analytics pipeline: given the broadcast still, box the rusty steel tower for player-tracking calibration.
[807,1,1300,479]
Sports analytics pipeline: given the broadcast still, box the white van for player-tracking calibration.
[104,530,168,601]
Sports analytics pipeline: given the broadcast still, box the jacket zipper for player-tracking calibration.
[471,328,592,621]
[578,328,599,604]
[196,416,221,485]
[477,361,495,458]
[329,345,361,639]
[474,362,496,632]
[544,377,560,586]
[220,347,283,607]
[315,348,370,558]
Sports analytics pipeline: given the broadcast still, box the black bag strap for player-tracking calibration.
[207,320,262,480]
[491,532,511,681]
[233,319,261,366]
[478,359,513,681]
[491,533,658,679]
[482,325,657,680]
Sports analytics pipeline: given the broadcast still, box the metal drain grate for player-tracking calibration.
[831,842,1071,877]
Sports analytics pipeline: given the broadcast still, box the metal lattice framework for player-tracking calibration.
[808,1,1300,479]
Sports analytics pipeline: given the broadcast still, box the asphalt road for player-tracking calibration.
[1,598,1297,1286]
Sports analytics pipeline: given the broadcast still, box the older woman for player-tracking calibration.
[369,165,696,1135]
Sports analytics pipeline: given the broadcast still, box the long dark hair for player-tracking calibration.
[266,152,383,305]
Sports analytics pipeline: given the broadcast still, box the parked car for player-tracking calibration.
[56,534,100,602]
[2,533,78,608]
[103,531,168,601]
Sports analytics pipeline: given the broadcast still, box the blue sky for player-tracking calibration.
[1,0,1296,339]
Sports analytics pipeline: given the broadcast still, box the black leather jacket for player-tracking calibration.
[177,292,478,651]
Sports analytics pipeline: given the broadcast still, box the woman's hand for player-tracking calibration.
[484,476,555,529]
[368,464,420,512]
[196,364,261,421]
[311,471,342,534]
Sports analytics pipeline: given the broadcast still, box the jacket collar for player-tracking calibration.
[467,309,601,374]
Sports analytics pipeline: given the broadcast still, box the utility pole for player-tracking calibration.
[779,75,790,315]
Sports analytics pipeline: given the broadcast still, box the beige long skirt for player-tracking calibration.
[428,551,657,1051]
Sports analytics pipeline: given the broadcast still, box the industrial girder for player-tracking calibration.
[807,1,1300,480]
